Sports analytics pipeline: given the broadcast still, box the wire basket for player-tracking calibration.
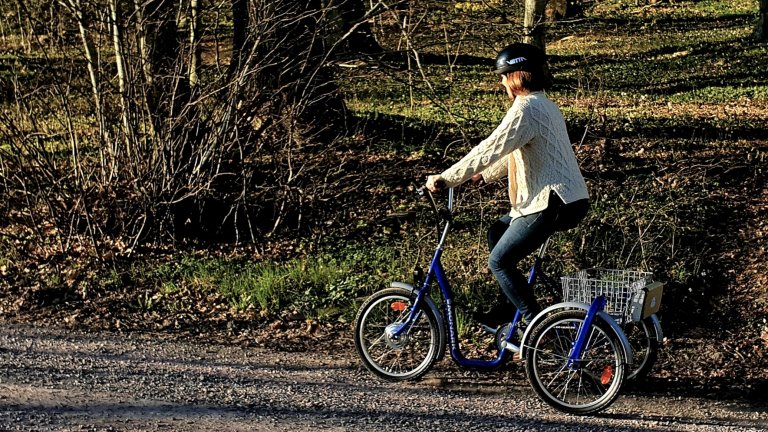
[560,268,653,323]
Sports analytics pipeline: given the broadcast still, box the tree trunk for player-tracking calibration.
[758,0,768,40]
[523,0,548,52]
[246,0,345,123]
[109,0,135,159]
[134,1,152,87]
[338,0,382,55]
[59,0,109,160]
[59,0,111,182]
[13,1,31,53]
[141,0,190,132]
[228,0,248,79]
[189,0,201,87]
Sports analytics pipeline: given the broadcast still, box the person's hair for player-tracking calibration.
[504,64,552,95]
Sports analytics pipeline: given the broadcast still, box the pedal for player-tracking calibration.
[501,340,520,353]
[480,324,498,335]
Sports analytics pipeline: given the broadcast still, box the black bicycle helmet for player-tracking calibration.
[493,43,546,75]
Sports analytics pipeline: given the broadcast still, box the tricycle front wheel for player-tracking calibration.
[353,287,442,381]
[524,309,627,415]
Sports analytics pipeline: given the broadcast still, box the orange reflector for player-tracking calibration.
[391,301,408,312]
[601,366,613,385]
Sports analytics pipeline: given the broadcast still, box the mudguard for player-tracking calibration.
[519,302,634,365]
[648,313,664,342]
[390,282,447,361]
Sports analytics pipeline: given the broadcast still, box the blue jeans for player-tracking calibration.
[487,193,588,321]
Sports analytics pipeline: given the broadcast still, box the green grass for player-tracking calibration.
[589,0,756,19]
[342,0,767,127]
[130,217,545,327]
[136,244,415,321]
[669,85,768,103]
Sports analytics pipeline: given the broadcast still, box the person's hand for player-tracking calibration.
[470,173,485,186]
[426,175,446,193]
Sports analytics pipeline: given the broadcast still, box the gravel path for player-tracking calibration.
[0,323,765,431]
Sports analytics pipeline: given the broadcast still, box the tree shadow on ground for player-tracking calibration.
[553,37,768,93]
[347,50,491,71]
[624,376,768,403]
[553,12,755,35]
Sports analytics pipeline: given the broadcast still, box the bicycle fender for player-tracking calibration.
[520,302,634,365]
[520,301,588,349]
[597,310,634,365]
[390,282,447,361]
[390,281,418,292]
[648,313,664,342]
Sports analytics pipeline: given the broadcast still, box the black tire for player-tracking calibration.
[353,287,443,381]
[623,316,660,381]
[524,309,627,415]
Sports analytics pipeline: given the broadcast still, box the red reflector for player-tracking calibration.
[391,301,408,312]
[601,366,613,385]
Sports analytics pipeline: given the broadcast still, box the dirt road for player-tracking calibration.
[0,323,765,431]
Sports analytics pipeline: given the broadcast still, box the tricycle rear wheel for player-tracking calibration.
[624,316,660,380]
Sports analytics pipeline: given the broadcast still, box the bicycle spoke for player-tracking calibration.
[365,332,387,350]
[527,313,625,413]
[354,290,440,381]
[553,370,577,400]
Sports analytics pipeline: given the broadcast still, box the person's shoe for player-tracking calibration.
[473,303,516,328]
[515,319,529,340]
[509,320,529,361]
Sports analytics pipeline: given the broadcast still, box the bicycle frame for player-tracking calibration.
[392,187,610,369]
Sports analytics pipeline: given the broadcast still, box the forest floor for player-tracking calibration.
[2,323,767,431]
[1,0,768,405]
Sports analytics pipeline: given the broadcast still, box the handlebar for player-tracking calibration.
[417,184,454,223]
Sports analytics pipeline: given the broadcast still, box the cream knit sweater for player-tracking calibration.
[440,92,589,217]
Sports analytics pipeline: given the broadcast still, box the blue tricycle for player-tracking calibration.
[353,187,663,415]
